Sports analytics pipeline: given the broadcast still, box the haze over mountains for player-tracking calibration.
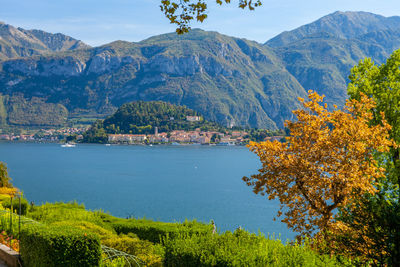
[0,11,400,129]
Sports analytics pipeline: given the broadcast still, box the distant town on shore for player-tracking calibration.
[0,114,285,145]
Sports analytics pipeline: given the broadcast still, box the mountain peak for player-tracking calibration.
[266,11,400,47]
[0,21,90,60]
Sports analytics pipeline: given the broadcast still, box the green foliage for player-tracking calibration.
[19,200,356,266]
[0,162,12,188]
[103,234,163,266]
[82,120,108,143]
[335,184,400,266]
[51,218,163,265]
[20,224,101,267]
[6,95,68,126]
[103,101,221,134]
[100,256,127,267]
[245,128,285,142]
[0,210,22,238]
[111,218,213,244]
[27,202,109,229]
[345,49,400,265]
[83,101,228,143]
[163,229,350,267]
[349,50,400,183]
[1,196,29,215]
[51,221,116,241]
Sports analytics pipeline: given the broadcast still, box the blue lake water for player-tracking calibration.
[0,142,294,240]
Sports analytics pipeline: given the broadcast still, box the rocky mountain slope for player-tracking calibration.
[267,11,400,107]
[0,21,89,60]
[266,11,400,47]
[1,11,400,129]
[0,29,306,129]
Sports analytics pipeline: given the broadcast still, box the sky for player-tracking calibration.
[1,0,400,46]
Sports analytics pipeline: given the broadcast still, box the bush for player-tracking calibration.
[52,221,163,266]
[51,221,116,241]
[111,218,212,243]
[103,234,163,266]
[163,229,352,267]
[27,202,109,229]
[20,224,101,267]
[2,197,29,215]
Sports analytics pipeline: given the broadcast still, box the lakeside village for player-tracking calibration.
[0,127,86,142]
[0,116,284,145]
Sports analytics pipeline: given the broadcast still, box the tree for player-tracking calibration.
[243,91,392,237]
[0,162,12,188]
[339,49,400,265]
[160,0,262,34]
[348,49,400,183]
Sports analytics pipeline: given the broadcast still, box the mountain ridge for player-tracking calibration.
[0,11,400,129]
[266,11,400,47]
[0,22,90,60]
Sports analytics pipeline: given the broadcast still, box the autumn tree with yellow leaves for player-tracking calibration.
[243,91,392,237]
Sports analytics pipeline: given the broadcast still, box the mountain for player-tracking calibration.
[0,29,307,129]
[266,11,400,107]
[0,21,89,60]
[1,12,400,130]
[266,11,400,48]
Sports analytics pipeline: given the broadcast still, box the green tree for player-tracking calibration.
[160,0,262,34]
[341,49,400,265]
[0,162,12,188]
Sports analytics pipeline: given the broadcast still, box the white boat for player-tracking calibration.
[105,144,111,146]
[61,143,76,148]
[217,141,235,146]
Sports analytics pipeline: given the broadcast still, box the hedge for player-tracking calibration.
[20,224,101,267]
[111,219,213,243]
[51,221,163,266]
[2,197,29,215]
[163,229,353,267]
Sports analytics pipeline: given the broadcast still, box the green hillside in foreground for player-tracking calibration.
[0,199,352,266]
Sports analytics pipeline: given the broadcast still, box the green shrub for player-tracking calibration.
[103,234,163,266]
[163,229,353,267]
[100,256,127,267]
[2,197,29,215]
[111,218,212,243]
[20,224,101,267]
[52,221,163,266]
[0,194,10,202]
[27,202,109,229]
[51,221,116,241]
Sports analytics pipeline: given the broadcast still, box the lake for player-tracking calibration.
[0,142,294,240]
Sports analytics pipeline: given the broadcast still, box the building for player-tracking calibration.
[108,134,147,143]
[186,116,201,122]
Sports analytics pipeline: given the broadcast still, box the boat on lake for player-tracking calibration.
[61,143,76,148]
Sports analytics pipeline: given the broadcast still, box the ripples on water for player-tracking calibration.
[0,142,294,240]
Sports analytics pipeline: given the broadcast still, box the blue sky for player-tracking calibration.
[1,0,400,46]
